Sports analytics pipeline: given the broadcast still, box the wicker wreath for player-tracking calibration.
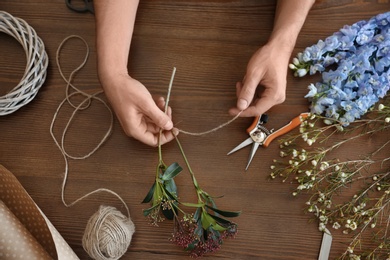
[0,11,48,115]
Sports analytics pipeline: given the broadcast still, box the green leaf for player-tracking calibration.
[142,204,158,216]
[213,223,227,232]
[210,214,233,225]
[201,211,216,230]
[162,185,178,201]
[152,183,163,207]
[161,162,183,181]
[141,182,156,203]
[161,206,175,220]
[185,240,198,251]
[205,205,241,218]
[164,179,178,195]
[181,202,204,208]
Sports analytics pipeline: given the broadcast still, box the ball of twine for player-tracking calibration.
[82,205,135,260]
[0,11,48,115]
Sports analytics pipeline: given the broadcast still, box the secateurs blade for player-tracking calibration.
[227,112,310,170]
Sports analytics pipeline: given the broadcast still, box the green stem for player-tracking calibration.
[157,67,177,170]
[174,135,201,200]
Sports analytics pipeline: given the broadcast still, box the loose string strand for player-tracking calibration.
[51,35,128,216]
[177,111,242,136]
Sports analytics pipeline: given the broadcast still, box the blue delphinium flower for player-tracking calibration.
[290,11,390,126]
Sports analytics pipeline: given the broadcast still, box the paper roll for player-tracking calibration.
[0,164,79,260]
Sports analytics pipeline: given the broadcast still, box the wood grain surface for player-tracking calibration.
[0,1,389,259]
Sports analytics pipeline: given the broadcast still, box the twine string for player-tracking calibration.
[177,112,242,136]
[51,35,135,260]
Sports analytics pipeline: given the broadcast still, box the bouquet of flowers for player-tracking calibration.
[142,137,240,257]
[290,11,390,126]
[141,70,240,257]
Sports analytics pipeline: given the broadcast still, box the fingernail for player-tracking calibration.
[172,128,179,136]
[163,120,173,130]
[237,99,248,110]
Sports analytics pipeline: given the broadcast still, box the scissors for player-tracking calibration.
[228,112,310,170]
[66,0,94,14]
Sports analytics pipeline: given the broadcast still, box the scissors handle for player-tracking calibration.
[263,112,310,147]
[246,114,268,133]
[246,116,260,133]
[66,0,94,13]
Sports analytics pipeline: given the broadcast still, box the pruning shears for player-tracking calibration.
[227,112,310,170]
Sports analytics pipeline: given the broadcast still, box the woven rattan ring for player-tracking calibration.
[0,11,48,115]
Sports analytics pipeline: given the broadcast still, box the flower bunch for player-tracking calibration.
[142,136,240,257]
[290,11,390,126]
[270,97,390,259]
[141,69,240,258]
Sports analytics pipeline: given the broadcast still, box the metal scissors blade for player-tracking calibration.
[227,137,253,155]
[245,142,260,171]
[66,0,94,14]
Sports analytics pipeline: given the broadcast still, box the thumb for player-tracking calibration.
[237,77,258,111]
[145,105,173,130]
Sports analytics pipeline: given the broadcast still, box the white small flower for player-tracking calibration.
[323,119,333,125]
[378,104,385,111]
[270,165,275,170]
[289,63,297,70]
[318,222,326,232]
[305,170,312,176]
[371,223,376,228]
[335,165,340,171]
[307,139,314,146]
[299,154,307,161]
[336,125,344,131]
[349,222,357,230]
[332,222,341,229]
[292,192,298,196]
[320,162,329,171]
[385,117,390,123]
[311,160,318,166]
[292,57,300,66]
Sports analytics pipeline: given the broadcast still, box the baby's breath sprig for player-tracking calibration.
[271,97,390,259]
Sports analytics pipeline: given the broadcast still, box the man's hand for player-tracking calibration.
[102,73,176,146]
[230,0,315,117]
[229,43,288,117]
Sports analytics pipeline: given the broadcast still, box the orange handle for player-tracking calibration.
[263,113,309,147]
[246,116,260,134]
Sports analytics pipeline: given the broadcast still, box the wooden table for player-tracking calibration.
[0,1,388,259]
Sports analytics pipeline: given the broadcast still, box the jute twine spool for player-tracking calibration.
[0,11,48,115]
[52,35,135,260]
[82,205,135,260]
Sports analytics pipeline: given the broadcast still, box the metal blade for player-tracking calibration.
[245,142,260,171]
[227,137,253,155]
